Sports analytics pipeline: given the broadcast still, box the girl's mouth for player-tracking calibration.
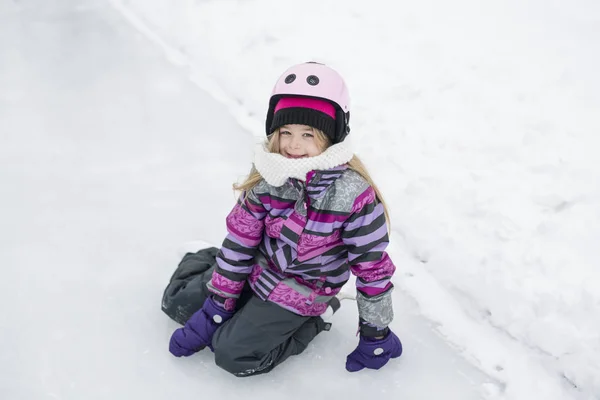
[284,153,307,159]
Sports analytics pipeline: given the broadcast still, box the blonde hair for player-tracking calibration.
[234,128,391,229]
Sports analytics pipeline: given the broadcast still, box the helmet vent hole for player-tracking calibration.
[306,75,320,86]
[284,74,296,84]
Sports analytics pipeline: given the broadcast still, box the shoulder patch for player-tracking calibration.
[314,169,371,213]
[253,179,270,195]
[253,179,299,201]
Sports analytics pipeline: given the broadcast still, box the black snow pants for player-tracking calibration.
[161,248,329,377]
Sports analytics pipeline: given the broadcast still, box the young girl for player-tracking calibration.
[162,62,402,376]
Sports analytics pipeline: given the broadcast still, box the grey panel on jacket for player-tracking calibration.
[312,169,370,213]
[254,179,299,201]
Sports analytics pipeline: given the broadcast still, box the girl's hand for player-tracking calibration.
[345,330,403,372]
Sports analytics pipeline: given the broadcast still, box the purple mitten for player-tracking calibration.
[345,330,403,372]
[169,297,234,357]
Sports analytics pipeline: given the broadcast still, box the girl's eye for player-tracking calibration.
[280,130,291,135]
[303,133,314,138]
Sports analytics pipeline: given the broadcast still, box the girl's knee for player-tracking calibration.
[212,335,272,377]
[212,334,243,375]
[214,350,273,377]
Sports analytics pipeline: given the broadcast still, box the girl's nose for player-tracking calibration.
[291,135,301,148]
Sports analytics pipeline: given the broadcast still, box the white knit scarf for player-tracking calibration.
[253,139,354,187]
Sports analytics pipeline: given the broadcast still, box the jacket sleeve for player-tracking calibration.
[207,187,267,307]
[342,186,396,336]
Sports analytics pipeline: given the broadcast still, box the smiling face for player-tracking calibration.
[277,124,327,158]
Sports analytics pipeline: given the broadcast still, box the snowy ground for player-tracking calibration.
[1,1,488,399]
[108,1,600,398]
[1,0,598,399]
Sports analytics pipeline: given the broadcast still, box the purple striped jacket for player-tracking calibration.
[207,165,396,330]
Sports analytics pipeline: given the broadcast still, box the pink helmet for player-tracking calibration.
[265,62,351,143]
